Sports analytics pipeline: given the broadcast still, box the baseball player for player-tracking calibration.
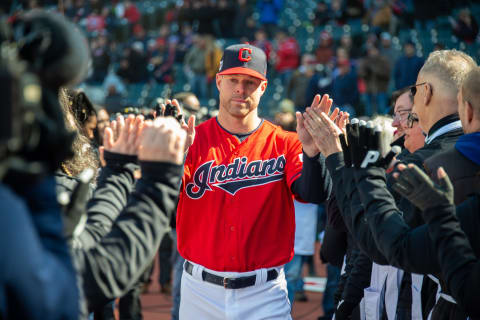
[175,44,333,319]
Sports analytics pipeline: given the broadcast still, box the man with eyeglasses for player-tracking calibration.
[323,49,477,320]
[391,88,414,142]
[343,50,477,320]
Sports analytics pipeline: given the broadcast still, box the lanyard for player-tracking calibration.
[425,120,462,145]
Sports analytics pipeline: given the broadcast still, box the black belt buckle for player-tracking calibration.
[223,277,228,288]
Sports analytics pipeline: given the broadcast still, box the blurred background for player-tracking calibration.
[3,0,479,120]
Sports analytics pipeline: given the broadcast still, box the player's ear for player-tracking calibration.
[260,80,268,93]
[216,74,222,90]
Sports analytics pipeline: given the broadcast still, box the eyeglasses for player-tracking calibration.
[393,110,410,122]
[410,82,427,97]
[407,112,419,128]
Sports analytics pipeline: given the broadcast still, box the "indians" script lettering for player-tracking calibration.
[186,155,286,199]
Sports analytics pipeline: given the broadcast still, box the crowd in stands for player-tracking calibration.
[12,0,480,118]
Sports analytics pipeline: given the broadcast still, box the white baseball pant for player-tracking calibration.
[179,261,292,320]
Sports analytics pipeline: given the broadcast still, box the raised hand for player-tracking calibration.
[335,111,350,135]
[103,114,144,155]
[392,164,454,211]
[296,94,335,157]
[138,117,187,164]
[160,98,196,152]
[302,107,343,157]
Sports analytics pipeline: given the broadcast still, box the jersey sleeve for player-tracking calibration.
[284,132,304,189]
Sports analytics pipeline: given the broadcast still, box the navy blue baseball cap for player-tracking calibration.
[218,44,267,81]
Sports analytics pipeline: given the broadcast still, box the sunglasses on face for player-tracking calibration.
[410,82,427,97]
[407,112,419,128]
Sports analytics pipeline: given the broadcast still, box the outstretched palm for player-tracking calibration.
[296,94,335,157]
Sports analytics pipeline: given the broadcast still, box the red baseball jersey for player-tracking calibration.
[177,117,304,272]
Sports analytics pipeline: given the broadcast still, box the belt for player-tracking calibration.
[184,261,278,289]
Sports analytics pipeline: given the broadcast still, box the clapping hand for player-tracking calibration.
[138,117,187,165]
[302,107,349,157]
[103,114,145,156]
[296,94,340,157]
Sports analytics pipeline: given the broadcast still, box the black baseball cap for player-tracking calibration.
[218,44,267,81]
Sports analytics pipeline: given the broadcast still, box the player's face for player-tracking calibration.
[216,74,267,118]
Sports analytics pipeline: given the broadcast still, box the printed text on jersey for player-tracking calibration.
[185,155,286,198]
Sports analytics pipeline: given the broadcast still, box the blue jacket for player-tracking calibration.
[257,0,283,24]
[0,177,79,319]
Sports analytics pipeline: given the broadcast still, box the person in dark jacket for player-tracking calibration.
[0,9,89,319]
[72,114,186,314]
[393,163,480,318]
[301,49,477,320]
[0,177,80,320]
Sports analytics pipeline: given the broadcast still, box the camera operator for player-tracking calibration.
[0,9,91,319]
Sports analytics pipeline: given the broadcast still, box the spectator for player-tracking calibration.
[287,53,316,111]
[403,112,425,153]
[393,41,424,90]
[123,0,140,25]
[72,0,91,22]
[233,0,253,38]
[332,58,360,116]
[344,0,365,22]
[95,107,110,146]
[390,88,413,142]
[104,84,125,114]
[188,0,217,36]
[176,23,195,62]
[330,0,347,25]
[306,65,334,112]
[337,33,363,60]
[379,32,400,71]
[273,29,300,86]
[313,1,332,26]
[88,35,110,84]
[86,8,106,32]
[204,35,222,101]
[252,29,273,62]
[358,44,391,115]
[369,0,392,30]
[216,0,235,38]
[450,8,479,44]
[151,38,177,84]
[117,43,149,83]
[103,70,126,96]
[184,34,208,101]
[273,99,296,132]
[315,31,334,65]
[257,0,283,37]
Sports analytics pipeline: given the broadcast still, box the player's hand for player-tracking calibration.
[302,107,343,157]
[138,117,187,164]
[392,164,454,212]
[159,98,195,152]
[103,114,144,155]
[295,111,319,157]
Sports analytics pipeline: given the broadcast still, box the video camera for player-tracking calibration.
[0,10,90,183]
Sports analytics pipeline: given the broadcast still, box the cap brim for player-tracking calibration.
[218,67,267,81]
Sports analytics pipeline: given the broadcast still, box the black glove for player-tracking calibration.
[392,164,454,212]
[345,119,400,169]
[334,300,357,320]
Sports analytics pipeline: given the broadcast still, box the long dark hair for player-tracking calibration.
[58,88,99,177]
